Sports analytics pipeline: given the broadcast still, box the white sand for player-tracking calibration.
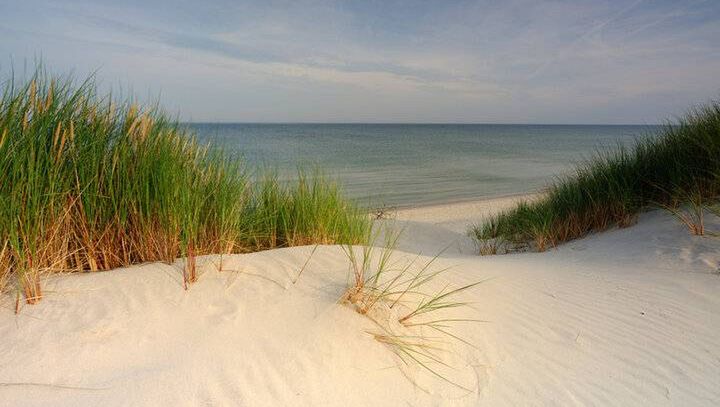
[2,196,720,406]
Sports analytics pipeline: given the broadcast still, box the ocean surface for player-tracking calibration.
[189,123,661,208]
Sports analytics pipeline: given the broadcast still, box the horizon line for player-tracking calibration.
[181,121,666,126]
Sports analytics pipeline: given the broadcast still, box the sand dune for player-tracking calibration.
[2,198,719,406]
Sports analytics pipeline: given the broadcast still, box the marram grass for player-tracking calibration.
[0,70,370,304]
[473,100,720,252]
[339,228,482,390]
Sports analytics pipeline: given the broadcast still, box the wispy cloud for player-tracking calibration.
[1,0,718,123]
[525,0,646,80]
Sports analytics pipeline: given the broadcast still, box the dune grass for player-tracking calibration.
[0,69,370,304]
[660,189,709,236]
[339,229,481,388]
[472,100,720,252]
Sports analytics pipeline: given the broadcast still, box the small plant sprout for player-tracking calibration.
[340,229,482,390]
[341,227,402,313]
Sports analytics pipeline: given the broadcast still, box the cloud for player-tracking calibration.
[0,0,718,123]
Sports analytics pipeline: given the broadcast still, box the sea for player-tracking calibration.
[190,123,661,208]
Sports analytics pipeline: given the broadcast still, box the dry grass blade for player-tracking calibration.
[404,319,487,349]
[293,244,319,284]
[399,281,483,325]
[370,329,472,392]
[0,382,109,391]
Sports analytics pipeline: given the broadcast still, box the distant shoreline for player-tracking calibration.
[369,190,544,213]
[391,192,543,225]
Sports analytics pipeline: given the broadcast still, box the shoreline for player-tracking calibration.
[390,192,543,233]
[385,190,544,212]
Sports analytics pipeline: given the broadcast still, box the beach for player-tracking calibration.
[4,2,720,405]
[2,196,719,406]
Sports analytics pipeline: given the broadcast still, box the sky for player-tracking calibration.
[1,0,719,124]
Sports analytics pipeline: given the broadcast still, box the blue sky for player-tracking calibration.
[1,0,719,123]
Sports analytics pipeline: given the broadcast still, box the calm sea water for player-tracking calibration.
[189,123,660,208]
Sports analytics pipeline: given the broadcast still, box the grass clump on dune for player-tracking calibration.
[0,69,369,306]
[339,230,481,389]
[473,100,720,252]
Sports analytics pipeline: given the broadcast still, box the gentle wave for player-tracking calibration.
[189,123,660,208]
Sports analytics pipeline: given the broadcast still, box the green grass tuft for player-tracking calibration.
[339,229,481,389]
[472,100,720,252]
[0,68,370,303]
